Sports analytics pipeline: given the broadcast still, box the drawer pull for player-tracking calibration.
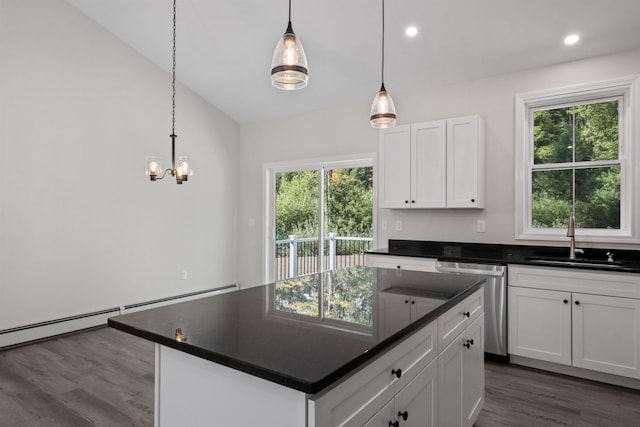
[391,368,402,379]
[398,411,408,421]
[463,339,474,349]
[463,311,470,318]
[389,421,399,427]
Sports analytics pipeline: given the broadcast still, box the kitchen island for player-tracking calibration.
[109,266,484,426]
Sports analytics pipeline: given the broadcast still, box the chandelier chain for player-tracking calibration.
[171,0,177,135]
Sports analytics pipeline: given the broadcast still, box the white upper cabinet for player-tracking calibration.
[379,115,485,209]
[446,116,485,208]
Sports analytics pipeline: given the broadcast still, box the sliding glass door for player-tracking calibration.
[265,157,374,282]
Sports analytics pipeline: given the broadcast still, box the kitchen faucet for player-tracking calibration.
[566,215,583,259]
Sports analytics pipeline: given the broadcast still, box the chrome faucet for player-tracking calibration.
[566,215,583,259]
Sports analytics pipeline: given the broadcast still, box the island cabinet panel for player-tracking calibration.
[309,321,437,427]
[438,314,484,427]
[364,360,438,427]
[438,289,483,351]
[155,345,307,427]
[310,288,484,427]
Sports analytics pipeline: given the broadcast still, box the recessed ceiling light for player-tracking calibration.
[405,26,418,37]
[564,34,580,45]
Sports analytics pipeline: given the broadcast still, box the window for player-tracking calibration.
[515,77,639,243]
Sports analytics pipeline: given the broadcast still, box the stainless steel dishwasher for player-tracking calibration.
[436,261,507,358]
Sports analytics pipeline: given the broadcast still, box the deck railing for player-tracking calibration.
[275,234,373,280]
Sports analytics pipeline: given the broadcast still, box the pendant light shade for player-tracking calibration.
[271,0,308,90]
[370,0,396,128]
[370,83,397,128]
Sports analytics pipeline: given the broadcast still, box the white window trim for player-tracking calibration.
[262,153,378,284]
[514,75,640,243]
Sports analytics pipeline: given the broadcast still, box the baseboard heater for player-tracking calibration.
[0,284,238,350]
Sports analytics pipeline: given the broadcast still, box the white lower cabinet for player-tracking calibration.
[364,360,438,427]
[508,265,640,380]
[508,286,572,365]
[438,314,484,427]
[310,288,484,427]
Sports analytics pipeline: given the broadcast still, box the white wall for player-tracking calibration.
[0,0,240,330]
[238,48,640,287]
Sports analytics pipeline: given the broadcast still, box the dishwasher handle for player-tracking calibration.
[436,265,505,277]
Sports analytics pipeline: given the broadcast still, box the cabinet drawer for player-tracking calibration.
[366,255,437,272]
[309,321,437,427]
[438,289,483,352]
[508,265,640,299]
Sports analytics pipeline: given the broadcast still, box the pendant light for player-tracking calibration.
[145,0,193,184]
[370,0,396,128]
[270,0,308,90]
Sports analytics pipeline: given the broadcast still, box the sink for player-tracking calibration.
[525,257,630,269]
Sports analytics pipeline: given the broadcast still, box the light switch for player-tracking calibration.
[477,220,486,233]
[395,220,403,231]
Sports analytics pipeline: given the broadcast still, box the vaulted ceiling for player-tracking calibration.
[67,0,640,124]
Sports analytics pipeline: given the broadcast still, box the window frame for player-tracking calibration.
[515,76,640,243]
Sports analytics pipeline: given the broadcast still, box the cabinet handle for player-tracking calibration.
[463,311,470,318]
[575,301,581,305]
[389,422,399,427]
[411,300,415,304]
[404,300,409,304]
[398,411,408,421]
[411,200,415,203]
[397,265,401,269]
[471,198,475,203]
[563,299,569,304]
[463,339,474,349]
[404,200,409,204]
[391,368,402,379]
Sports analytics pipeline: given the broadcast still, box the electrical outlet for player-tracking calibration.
[181,270,188,280]
[395,220,403,231]
[477,220,486,233]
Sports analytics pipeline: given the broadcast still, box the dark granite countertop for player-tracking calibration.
[108,266,484,394]
[367,240,640,273]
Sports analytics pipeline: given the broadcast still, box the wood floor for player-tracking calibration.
[1,327,640,426]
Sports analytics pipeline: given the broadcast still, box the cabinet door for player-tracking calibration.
[411,120,446,208]
[363,399,396,427]
[572,293,640,379]
[379,293,412,339]
[508,286,572,365]
[438,314,484,427]
[395,359,438,427]
[446,115,484,208]
[379,125,411,208]
[462,316,484,427]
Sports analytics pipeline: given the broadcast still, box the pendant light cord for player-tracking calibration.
[381,0,385,86]
[171,0,177,136]
[288,0,292,24]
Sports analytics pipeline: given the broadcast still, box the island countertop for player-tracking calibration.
[108,266,484,394]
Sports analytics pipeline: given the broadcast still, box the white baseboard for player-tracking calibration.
[0,284,238,350]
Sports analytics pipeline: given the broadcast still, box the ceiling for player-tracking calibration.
[66,0,640,124]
